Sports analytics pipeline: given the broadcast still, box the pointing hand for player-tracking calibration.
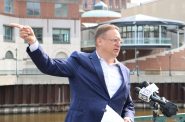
[9,23,36,45]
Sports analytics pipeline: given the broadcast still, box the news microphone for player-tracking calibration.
[135,82,178,117]
[140,81,160,98]
[135,87,165,104]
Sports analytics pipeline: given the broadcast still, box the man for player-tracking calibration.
[10,23,135,122]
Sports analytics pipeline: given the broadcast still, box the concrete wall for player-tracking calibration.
[122,0,185,22]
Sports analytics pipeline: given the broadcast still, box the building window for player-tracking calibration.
[144,25,150,38]
[154,26,159,37]
[115,0,120,9]
[5,51,14,59]
[162,26,167,38]
[4,0,14,14]
[84,0,88,9]
[93,0,96,5]
[137,26,143,41]
[27,2,40,16]
[53,28,70,44]
[109,0,113,9]
[55,4,68,17]
[126,26,132,38]
[32,28,43,43]
[122,26,126,38]
[3,25,14,42]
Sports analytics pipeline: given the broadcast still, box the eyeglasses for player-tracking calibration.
[103,37,123,44]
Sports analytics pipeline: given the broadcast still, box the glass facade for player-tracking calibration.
[119,25,169,45]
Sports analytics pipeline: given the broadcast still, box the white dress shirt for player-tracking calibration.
[96,52,124,122]
[29,41,39,52]
[96,52,122,98]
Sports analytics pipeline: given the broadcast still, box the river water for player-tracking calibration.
[0,108,184,122]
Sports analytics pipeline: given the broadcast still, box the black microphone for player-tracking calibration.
[141,81,149,87]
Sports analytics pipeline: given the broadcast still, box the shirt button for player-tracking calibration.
[103,108,107,112]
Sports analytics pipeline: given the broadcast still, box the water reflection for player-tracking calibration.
[135,108,185,116]
[0,109,184,122]
[0,112,66,122]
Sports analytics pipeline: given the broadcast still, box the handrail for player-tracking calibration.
[124,37,171,45]
[81,37,172,48]
[1,70,185,76]
[134,113,185,122]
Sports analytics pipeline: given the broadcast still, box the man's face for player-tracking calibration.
[97,29,122,58]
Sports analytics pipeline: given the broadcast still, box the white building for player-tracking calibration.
[0,0,80,112]
[0,1,81,85]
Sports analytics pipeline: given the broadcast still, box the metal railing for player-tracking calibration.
[81,37,172,48]
[0,69,43,75]
[1,69,185,76]
[135,113,185,122]
[124,37,171,45]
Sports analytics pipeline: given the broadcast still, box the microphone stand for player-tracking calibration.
[150,102,160,122]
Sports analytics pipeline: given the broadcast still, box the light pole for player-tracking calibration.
[169,52,172,76]
[135,49,140,82]
[15,48,18,82]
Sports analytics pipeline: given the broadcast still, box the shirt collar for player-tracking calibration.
[96,51,119,65]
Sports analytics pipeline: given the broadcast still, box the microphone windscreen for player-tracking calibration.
[141,81,150,87]
[160,101,178,117]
